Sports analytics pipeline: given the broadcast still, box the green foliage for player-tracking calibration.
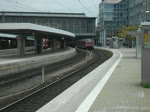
[142,84,150,88]
[127,35,136,41]
[117,26,138,40]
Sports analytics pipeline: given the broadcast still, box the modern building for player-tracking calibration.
[98,0,150,46]
[129,0,150,26]
[98,0,129,46]
[0,11,96,40]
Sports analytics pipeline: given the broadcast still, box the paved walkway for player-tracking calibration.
[37,48,121,112]
[37,48,150,112]
[89,48,150,112]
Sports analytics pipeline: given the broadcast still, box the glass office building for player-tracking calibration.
[98,0,129,46]
[0,12,96,39]
[98,0,150,46]
[129,0,150,26]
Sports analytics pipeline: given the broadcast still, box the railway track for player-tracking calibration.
[0,49,85,88]
[0,49,112,112]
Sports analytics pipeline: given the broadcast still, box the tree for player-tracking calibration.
[117,25,138,40]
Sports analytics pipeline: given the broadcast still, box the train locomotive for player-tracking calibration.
[76,39,94,50]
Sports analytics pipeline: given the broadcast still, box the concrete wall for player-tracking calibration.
[141,22,150,84]
[141,48,150,84]
[0,46,35,55]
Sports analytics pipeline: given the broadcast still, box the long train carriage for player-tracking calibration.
[76,39,94,50]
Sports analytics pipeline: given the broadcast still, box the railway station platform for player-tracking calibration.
[37,48,150,112]
[0,48,76,77]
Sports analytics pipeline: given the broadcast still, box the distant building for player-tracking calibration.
[98,0,129,46]
[98,0,150,46]
[129,0,150,26]
[0,11,96,40]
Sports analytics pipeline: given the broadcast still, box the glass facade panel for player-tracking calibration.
[88,19,95,33]
[104,4,114,11]
[0,12,96,39]
[67,19,73,33]
[104,12,113,21]
[62,19,68,31]
[98,0,130,46]
[129,0,145,25]
[74,19,81,33]
[81,19,87,33]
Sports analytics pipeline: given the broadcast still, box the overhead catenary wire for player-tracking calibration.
[0,0,19,11]
[7,0,43,12]
[0,0,99,16]
[0,0,31,12]
[87,0,98,11]
[18,0,34,8]
[6,1,33,12]
[55,0,75,13]
[0,0,43,12]
[77,0,95,17]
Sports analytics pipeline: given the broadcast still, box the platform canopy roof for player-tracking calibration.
[141,22,150,29]
[0,23,75,38]
[0,33,16,38]
[103,0,122,3]
[141,22,150,26]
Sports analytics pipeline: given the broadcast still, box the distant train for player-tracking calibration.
[76,39,94,50]
[43,39,49,49]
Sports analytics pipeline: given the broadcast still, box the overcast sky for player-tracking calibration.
[0,0,102,17]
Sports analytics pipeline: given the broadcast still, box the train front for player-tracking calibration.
[85,39,94,50]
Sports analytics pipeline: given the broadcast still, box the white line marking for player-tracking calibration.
[75,50,123,112]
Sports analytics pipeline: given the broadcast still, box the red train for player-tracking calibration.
[43,39,49,49]
[76,39,94,50]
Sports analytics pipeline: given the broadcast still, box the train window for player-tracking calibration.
[86,39,93,44]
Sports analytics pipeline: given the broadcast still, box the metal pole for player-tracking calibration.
[146,0,148,21]
[104,29,106,47]
[90,50,92,57]
[42,66,45,83]
[86,49,88,60]
[2,12,5,23]
[146,0,150,21]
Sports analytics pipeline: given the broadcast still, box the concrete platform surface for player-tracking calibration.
[37,48,150,112]
[89,48,150,112]
[36,48,121,112]
[0,48,76,77]
[0,48,75,65]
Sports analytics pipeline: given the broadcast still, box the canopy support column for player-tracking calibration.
[17,34,25,57]
[52,39,58,50]
[63,39,67,49]
[37,37,43,54]
[60,37,67,49]
[34,37,37,54]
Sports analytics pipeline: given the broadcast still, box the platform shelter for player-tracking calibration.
[128,30,142,58]
[0,23,75,57]
[141,22,150,85]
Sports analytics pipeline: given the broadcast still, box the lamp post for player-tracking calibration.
[136,26,142,58]
[146,11,150,21]
[144,0,150,21]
